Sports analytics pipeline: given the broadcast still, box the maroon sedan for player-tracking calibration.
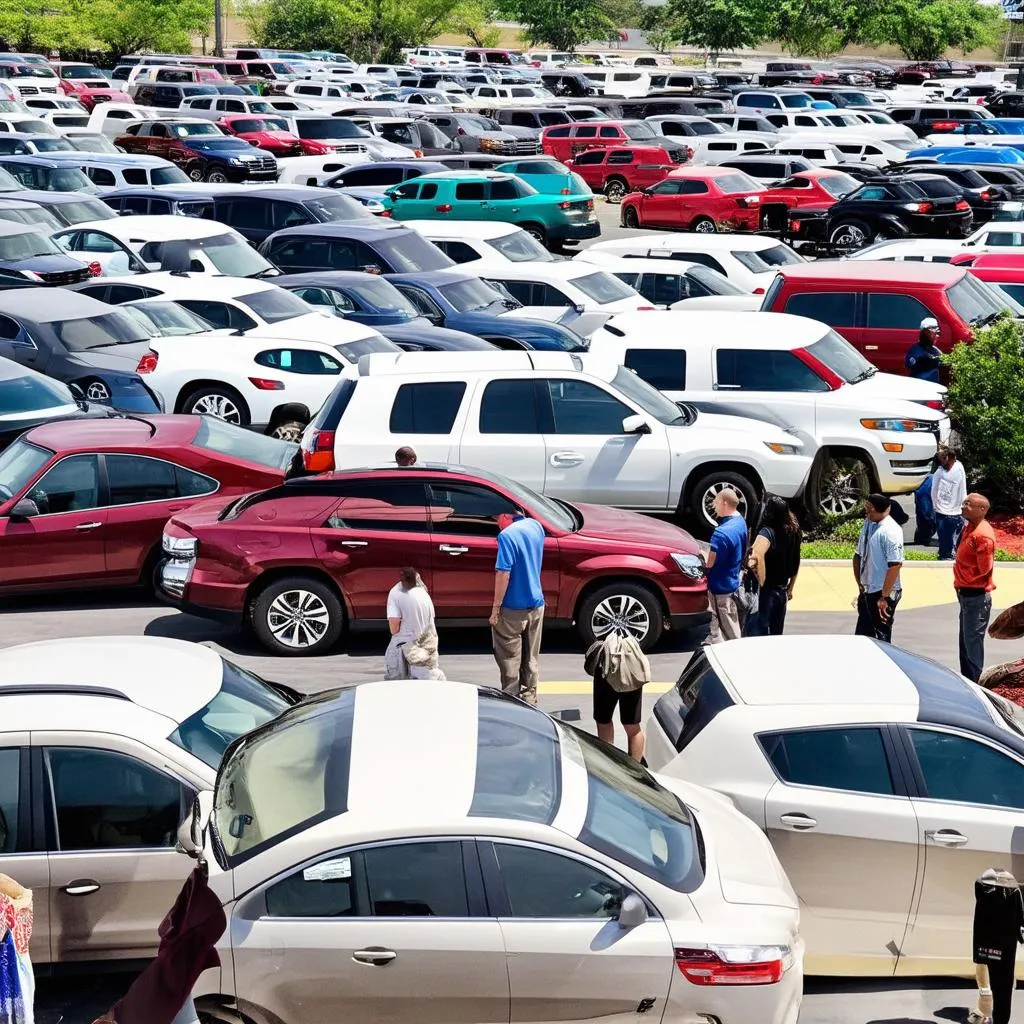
[159,465,709,655]
[0,415,295,595]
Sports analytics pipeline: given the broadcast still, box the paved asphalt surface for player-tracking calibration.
[16,202,1024,1022]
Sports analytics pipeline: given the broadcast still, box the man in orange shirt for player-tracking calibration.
[954,493,996,682]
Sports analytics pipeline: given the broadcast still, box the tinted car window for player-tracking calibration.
[782,290,857,327]
[105,455,181,505]
[435,240,480,263]
[866,292,933,330]
[455,182,485,200]
[0,748,19,853]
[716,349,829,391]
[909,729,1024,809]
[265,853,356,917]
[761,728,894,795]
[546,379,631,434]
[365,841,469,916]
[479,378,540,433]
[255,348,342,374]
[326,480,431,533]
[389,381,466,433]
[427,481,515,536]
[47,747,182,850]
[625,348,686,390]
[28,454,100,514]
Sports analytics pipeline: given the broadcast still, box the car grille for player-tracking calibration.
[246,155,277,173]
[40,268,91,285]
[509,139,541,154]
[331,143,366,153]
[17,85,39,95]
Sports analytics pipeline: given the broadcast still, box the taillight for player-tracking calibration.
[674,947,789,986]
[922,398,945,410]
[87,261,102,277]
[637,305,655,310]
[560,187,571,194]
[685,146,694,161]
[738,195,761,206]
[981,190,993,200]
[302,429,335,472]
[955,199,970,211]
[903,201,933,213]
[136,351,158,374]
[248,377,284,390]
[558,201,571,209]
[753,286,766,294]
[435,203,452,212]
[933,121,958,130]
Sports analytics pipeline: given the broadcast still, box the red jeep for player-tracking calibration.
[566,145,682,203]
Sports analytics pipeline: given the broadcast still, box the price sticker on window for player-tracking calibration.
[303,856,351,882]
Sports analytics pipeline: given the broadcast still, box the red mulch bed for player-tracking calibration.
[989,515,1024,557]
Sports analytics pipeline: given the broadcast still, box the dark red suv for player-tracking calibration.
[566,145,682,203]
[159,465,709,655]
[0,415,294,595]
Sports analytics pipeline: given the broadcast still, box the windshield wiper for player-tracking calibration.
[849,367,877,383]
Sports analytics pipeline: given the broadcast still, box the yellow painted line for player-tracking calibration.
[536,681,672,695]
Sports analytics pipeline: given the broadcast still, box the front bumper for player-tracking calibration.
[223,164,278,181]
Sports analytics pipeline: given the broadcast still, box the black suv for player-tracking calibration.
[885,103,993,138]
[986,91,1024,118]
[784,174,974,252]
[885,163,1015,222]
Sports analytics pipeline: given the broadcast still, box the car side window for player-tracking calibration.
[670,251,727,274]
[0,748,21,854]
[761,727,895,796]
[434,240,479,263]
[479,378,541,433]
[396,286,442,318]
[389,381,466,434]
[87,167,116,186]
[325,480,431,533]
[648,181,682,196]
[493,843,628,918]
[28,454,100,514]
[677,181,710,195]
[546,378,631,435]
[105,455,182,505]
[866,293,932,330]
[908,729,1024,809]
[455,182,485,200]
[265,853,357,917]
[365,841,470,917]
[716,349,829,392]
[255,349,343,374]
[782,291,857,328]
[272,203,311,230]
[176,300,257,332]
[572,150,605,166]
[625,348,686,390]
[46,747,184,851]
[427,481,516,536]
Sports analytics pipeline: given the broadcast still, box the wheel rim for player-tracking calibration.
[190,394,241,423]
[266,589,331,649]
[208,170,228,183]
[831,224,866,248]
[605,181,625,203]
[272,421,305,442]
[591,594,650,642]
[188,166,204,181]
[818,457,869,516]
[525,226,544,243]
[701,481,749,529]
[623,209,638,228]
[85,380,110,401]
[693,218,716,233]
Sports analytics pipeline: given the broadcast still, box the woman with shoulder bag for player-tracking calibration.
[744,495,802,637]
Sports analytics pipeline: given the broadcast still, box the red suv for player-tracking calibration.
[620,166,766,232]
[0,415,294,596]
[159,465,709,655]
[566,145,682,203]
[217,115,303,157]
[541,120,691,165]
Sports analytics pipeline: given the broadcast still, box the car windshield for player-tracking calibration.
[232,117,282,133]
[52,309,151,351]
[8,65,56,79]
[304,194,370,221]
[125,300,216,336]
[489,228,552,262]
[0,230,61,260]
[349,275,420,314]
[439,277,505,312]
[377,232,452,273]
[805,328,877,383]
[688,264,746,295]
[173,122,221,137]
[189,232,275,277]
[61,65,105,79]
[612,364,690,425]
[715,171,762,194]
[169,659,293,769]
[30,138,73,153]
[948,272,1024,325]
[731,243,803,273]
[296,119,368,140]
[558,724,702,891]
[53,198,117,223]
[193,416,297,470]
[0,438,52,500]
[622,123,656,140]
[240,287,314,324]
[0,206,61,229]
[573,271,637,304]
[818,172,860,198]
[904,178,962,199]
[45,167,95,192]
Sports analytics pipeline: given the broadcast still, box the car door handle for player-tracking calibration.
[926,829,969,847]
[341,540,368,548]
[550,451,585,467]
[62,879,100,896]
[352,947,397,966]
[779,813,818,830]
[439,544,468,555]
[75,521,103,531]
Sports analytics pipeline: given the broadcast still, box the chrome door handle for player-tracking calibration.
[75,521,103,531]
[550,451,585,467]
[439,544,468,555]
[62,879,100,896]
[779,813,818,830]
[341,540,368,548]
[353,947,397,966]
[926,829,969,847]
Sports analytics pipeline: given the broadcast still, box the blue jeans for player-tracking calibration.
[958,590,992,683]
[936,513,962,560]
[744,585,789,636]
[913,478,935,545]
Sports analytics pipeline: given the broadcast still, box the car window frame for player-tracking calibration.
[103,452,218,508]
[22,452,104,516]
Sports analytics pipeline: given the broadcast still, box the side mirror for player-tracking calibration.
[622,414,651,435]
[9,498,39,520]
[617,893,647,929]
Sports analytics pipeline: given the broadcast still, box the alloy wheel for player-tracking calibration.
[591,593,650,643]
[208,169,229,183]
[692,218,717,233]
[190,393,241,423]
[271,420,306,443]
[818,456,870,517]
[188,166,204,181]
[266,589,331,649]
[85,380,110,401]
[830,223,867,249]
[604,181,626,204]
[701,481,749,528]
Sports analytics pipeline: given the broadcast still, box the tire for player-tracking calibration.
[206,167,230,183]
[829,219,871,251]
[187,163,205,182]
[81,378,111,402]
[603,176,628,204]
[181,385,250,427]
[621,206,640,228]
[812,453,872,518]
[577,582,663,652]
[140,544,163,595]
[690,216,717,233]
[269,418,306,443]
[689,470,759,537]
[251,575,344,655]
[519,222,547,247]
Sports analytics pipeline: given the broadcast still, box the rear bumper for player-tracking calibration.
[549,219,601,241]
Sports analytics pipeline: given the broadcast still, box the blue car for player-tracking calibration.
[382,269,588,351]
[908,146,1024,165]
[961,119,1024,136]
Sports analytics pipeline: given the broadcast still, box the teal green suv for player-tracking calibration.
[383,170,599,248]
[495,156,592,198]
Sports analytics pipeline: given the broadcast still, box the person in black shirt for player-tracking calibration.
[905,317,943,382]
[744,495,802,637]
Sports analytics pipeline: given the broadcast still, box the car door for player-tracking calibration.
[0,454,107,589]
[780,290,861,350]
[760,725,920,976]
[229,839,510,1024]
[895,725,1024,975]
[0,314,42,370]
[387,179,434,219]
[424,478,559,619]
[541,377,670,508]
[36,738,195,963]
[482,841,674,1024]
[145,122,171,159]
[862,291,936,375]
[308,479,435,623]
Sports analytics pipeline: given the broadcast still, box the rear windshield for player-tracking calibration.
[715,172,762,194]
[240,288,314,324]
[731,243,803,273]
[378,232,452,273]
[439,277,504,312]
[905,178,962,199]
[52,198,117,224]
[192,416,297,471]
[53,311,151,351]
[948,273,1021,326]
[295,119,368,140]
[489,228,551,263]
[653,650,736,753]
[334,334,398,362]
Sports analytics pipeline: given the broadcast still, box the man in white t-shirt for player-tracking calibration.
[384,567,439,679]
[931,445,967,560]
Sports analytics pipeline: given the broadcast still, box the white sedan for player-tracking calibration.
[182,678,803,1024]
[645,635,1024,978]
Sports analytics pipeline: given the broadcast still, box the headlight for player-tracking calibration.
[764,441,801,455]
[162,534,197,557]
[859,417,934,431]
[480,137,501,151]
[229,157,243,165]
[672,553,705,579]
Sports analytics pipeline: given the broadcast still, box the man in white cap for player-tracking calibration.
[905,317,943,382]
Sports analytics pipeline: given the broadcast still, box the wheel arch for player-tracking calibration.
[572,573,670,626]
[244,566,351,625]
[678,460,765,514]
[175,379,251,421]
[803,445,879,525]
[267,402,311,431]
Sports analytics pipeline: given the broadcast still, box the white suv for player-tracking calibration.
[300,351,812,530]
[587,311,949,516]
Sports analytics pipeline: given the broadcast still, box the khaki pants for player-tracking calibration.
[492,605,544,704]
[708,590,743,644]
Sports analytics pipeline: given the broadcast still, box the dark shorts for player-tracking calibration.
[593,670,643,726]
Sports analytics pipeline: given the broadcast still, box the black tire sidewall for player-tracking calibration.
[689,470,759,537]
[251,576,344,655]
[577,582,663,652]
[181,385,250,427]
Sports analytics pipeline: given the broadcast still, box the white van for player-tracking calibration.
[770,138,846,166]
[576,68,658,98]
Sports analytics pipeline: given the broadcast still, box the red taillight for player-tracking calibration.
[136,351,158,374]
[637,305,655,310]
[955,199,970,211]
[753,286,766,294]
[685,146,694,161]
[559,201,571,209]
[379,209,392,217]
[248,377,284,390]
[738,195,761,207]
[981,190,993,200]
[435,203,452,212]
[457,126,466,135]
[675,948,785,986]
[302,429,335,472]
[87,261,102,277]
[923,398,945,410]
[585,198,593,210]
[933,121,958,130]
[560,187,571,194]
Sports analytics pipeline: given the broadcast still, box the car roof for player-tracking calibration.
[79,270,281,298]
[640,233,793,253]
[413,170,516,181]
[402,219,521,239]
[355,349,617,379]
[601,310,818,346]
[666,165,760,180]
[0,287,115,320]
[270,221,417,239]
[474,260,607,282]
[25,413,200,450]
[0,221,46,236]
[67,214,236,240]
[777,261,966,285]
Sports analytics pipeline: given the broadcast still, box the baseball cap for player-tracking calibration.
[920,317,939,330]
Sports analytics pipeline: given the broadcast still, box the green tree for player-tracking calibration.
[449,0,502,47]
[769,0,880,59]
[869,0,1004,60]
[639,4,683,53]
[497,0,616,51]
[667,0,768,56]
[87,0,213,57]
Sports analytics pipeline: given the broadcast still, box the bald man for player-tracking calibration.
[954,492,996,682]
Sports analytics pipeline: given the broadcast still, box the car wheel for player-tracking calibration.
[689,470,758,537]
[603,177,628,204]
[252,576,344,655]
[829,220,870,251]
[691,216,717,233]
[182,385,250,426]
[206,167,230,183]
[270,419,306,443]
[621,206,640,228]
[187,163,205,182]
[82,378,111,402]
[814,453,872,518]
[578,582,663,652]
[519,222,547,247]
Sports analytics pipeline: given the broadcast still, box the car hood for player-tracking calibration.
[670,295,762,311]
[675,409,805,450]
[2,254,87,274]
[572,500,698,552]
[237,130,299,145]
[499,125,539,139]
[840,370,946,404]
[378,321,491,345]
[476,129,519,143]
[179,137,271,156]
[71,341,151,371]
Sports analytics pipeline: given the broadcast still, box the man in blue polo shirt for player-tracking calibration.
[703,488,748,643]
[490,509,545,704]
